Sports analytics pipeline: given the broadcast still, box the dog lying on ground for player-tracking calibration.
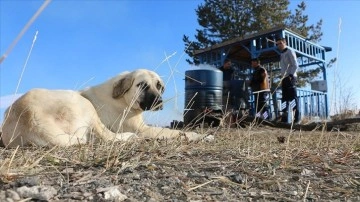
[1,69,208,147]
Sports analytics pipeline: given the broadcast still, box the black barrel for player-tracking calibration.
[184,69,223,126]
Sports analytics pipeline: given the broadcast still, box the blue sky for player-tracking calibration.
[1,0,359,126]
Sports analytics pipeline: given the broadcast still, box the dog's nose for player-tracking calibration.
[155,97,163,109]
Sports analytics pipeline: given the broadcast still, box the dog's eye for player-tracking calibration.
[137,82,149,90]
[156,82,164,93]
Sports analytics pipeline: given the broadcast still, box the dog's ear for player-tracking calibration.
[113,76,134,98]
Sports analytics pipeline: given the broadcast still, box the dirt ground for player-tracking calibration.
[1,123,360,201]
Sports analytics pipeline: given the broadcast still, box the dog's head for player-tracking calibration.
[112,69,165,111]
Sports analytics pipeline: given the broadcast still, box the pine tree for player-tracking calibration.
[183,0,328,87]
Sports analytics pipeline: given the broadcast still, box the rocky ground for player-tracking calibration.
[1,123,360,201]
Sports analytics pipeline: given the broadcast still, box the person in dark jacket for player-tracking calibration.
[249,58,270,118]
[219,58,234,81]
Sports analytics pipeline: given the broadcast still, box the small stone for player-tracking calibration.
[301,169,314,176]
[103,187,127,201]
[291,175,300,181]
[61,167,74,174]
[132,174,141,180]
[227,173,243,184]
[6,190,20,201]
[83,192,93,197]
[17,186,57,201]
[260,191,271,195]
[286,191,298,196]
[161,186,171,191]
[15,176,40,187]
[0,190,6,201]
[277,136,286,143]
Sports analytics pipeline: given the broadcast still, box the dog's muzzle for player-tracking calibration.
[140,93,163,111]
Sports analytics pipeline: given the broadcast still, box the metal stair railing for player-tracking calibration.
[268,88,327,121]
[283,30,326,62]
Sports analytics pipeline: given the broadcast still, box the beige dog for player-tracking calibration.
[1,69,204,147]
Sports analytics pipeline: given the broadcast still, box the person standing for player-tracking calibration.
[219,58,235,110]
[249,58,270,118]
[276,37,300,123]
[219,58,234,81]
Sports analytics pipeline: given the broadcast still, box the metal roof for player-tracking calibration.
[194,26,330,65]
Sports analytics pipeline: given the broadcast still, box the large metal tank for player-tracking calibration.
[184,69,223,126]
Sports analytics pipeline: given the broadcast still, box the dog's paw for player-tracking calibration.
[182,132,215,142]
[203,134,215,142]
[115,132,137,141]
[183,132,201,141]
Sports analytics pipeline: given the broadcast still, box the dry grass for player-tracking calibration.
[1,123,360,200]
